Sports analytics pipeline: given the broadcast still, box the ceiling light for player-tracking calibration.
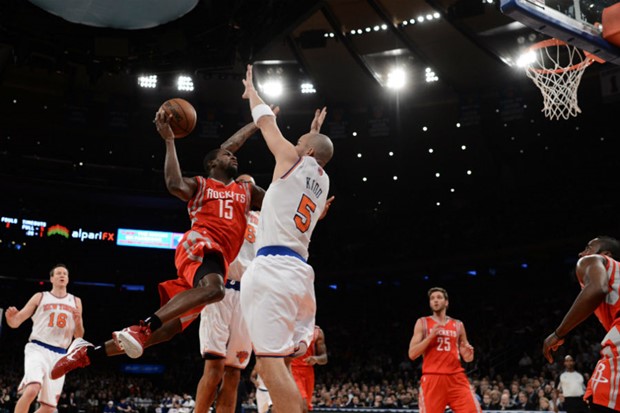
[138,75,157,88]
[260,79,283,97]
[177,75,194,91]
[516,51,536,67]
[386,68,406,89]
[300,83,316,94]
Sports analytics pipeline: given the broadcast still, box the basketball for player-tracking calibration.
[159,98,197,138]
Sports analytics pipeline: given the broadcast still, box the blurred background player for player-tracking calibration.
[290,325,328,411]
[5,264,84,413]
[240,64,333,413]
[408,287,480,413]
[250,366,272,413]
[194,174,259,413]
[543,236,620,413]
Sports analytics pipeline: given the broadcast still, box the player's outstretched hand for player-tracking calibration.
[319,196,335,221]
[242,64,256,100]
[5,306,18,322]
[542,332,564,363]
[154,109,174,141]
[310,107,327,133]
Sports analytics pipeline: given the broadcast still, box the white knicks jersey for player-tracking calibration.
[228,210,260,281]
[29,291,78,349]
[257,156,329,260]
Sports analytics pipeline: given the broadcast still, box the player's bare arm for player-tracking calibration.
[221,106,280,154]
[73,297,85,338]
[543,255,609,362]
[408,319,440,360]
[155,109,197,201]
[5,293,41,328]
[306,328,328,366]
[242,64,299,180]
[458,323,474,362]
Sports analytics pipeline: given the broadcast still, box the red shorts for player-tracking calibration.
[175,230,229,287]
[159,230,229,330]
[584,325,620,410]
[419,373,481,413]
[158,279,203,331]
[292,367,314,411]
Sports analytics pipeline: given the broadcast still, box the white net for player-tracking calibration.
[524,39,596,121]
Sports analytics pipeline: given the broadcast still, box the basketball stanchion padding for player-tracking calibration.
[603,3,620,47]
[523,38,604,120]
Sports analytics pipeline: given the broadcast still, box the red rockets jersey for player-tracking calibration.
[187,176,251,264]
[420,316,465,375]
[584,255,620,332]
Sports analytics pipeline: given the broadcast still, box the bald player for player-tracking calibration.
[240,64,334,413]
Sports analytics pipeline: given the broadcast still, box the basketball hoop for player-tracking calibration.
[523,38,604,121]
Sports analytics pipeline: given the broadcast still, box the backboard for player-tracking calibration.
[500,0,620,64]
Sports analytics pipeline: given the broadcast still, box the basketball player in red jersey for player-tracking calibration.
[543,236,620,413]
[291,325,328,411]
[408,287,481,413]
[51,109,266,379]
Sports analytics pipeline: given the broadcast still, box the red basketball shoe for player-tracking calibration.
[112,321,151,359]
[51,338,93,379]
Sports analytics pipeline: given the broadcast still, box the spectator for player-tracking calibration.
[103,401,116,413]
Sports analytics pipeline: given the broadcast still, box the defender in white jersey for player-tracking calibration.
[241,64,334,413]
[194,175,258,413]
[5,264,84,413]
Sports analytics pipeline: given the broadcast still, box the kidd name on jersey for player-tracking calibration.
[306,176,323,198]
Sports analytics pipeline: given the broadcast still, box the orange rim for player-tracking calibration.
[526,38,603,74]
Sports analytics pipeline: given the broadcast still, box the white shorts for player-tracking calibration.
[240,254,316,356]
[19,342,66,407]
[199,280,252,369]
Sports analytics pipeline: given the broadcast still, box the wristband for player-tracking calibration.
[553,330,565,340]
[251,104,274,125]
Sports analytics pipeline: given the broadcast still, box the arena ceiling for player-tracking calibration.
[0,0,572,106]
[1,0,620,279]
